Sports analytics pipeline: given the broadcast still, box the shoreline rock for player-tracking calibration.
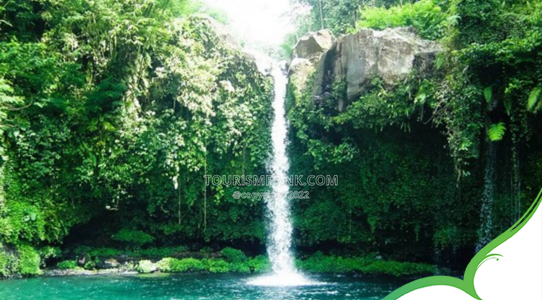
[44,268,139,277]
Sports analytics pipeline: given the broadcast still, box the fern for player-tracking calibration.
[527,87,541,112]
[487,122,506,142]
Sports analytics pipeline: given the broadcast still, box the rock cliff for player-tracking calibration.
[289,27,442,111]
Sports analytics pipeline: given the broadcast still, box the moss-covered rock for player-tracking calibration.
[0,244,41,278]
[136,260,157,274]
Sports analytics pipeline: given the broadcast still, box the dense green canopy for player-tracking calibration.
[0,0,272,275]
[0,0,541,278]
[286,0,542,267]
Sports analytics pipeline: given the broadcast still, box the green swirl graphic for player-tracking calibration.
[384,189,542,300]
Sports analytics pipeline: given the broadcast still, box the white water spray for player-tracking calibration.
[248,65,315,287]
[267,66,296,273]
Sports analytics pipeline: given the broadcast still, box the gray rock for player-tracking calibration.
[98,258,120,269]
[287,30,335,95]
[44,268,138,277]
[292,29,336,62]
[288,58,314,93]
[77,254,87,267]
[311,27,442,110]
[136,260,158,274]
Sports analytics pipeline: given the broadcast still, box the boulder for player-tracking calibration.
[288,30,335,94]
[288,58,315,93]
[292,29,335,61]
[312,27,442,108]
[136,260,158,274]
[98,258,120,269]
[77,254,87,267]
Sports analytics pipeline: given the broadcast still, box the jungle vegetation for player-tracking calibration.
[0,0,272,276]
[287,0,542,270]
[0,0,541,277]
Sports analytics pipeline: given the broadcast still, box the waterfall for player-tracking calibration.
[476,141,496,252]
[266,66,296,275]
[247,64,313,286]
[511,144,521,222]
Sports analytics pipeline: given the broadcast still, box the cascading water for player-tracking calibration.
[247,64,314,287]
[476,141,496,252]
[266,66,296,275]
[511,144,521,222]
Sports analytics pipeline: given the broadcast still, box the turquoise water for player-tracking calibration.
[0,274,404,300]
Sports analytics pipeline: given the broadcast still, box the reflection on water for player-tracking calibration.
[0,273,405,300]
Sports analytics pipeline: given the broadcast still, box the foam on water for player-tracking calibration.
[247,272,322,287]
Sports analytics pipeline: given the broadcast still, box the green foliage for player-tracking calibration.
[487,123,507,142]
[74,247,124,258]
[56,260,78,270]
[203,259,230,273]
[136,247,189,257]
[484,87,493,104]
[0,0,541,279]
[0,78,22,143]
[247,255,271,273]
[112,229,155,247]
[73,246,188,258]
[0,245,18,278]
[362,260,434,277]
[17,244,41,276]
[163,258,206,273]
[220,247,246,263]
[0,251,8,277]
[286,0,542,269]
[155,253,269,274]
[297,252,434,277]
[39,246,61,263]
[356,0,449,40]
[433,226,468,250]
[335,78,418,131]
[156,258,174,272]
[83,260,96,270]
[0,0,272,277]
[291,0,407,36]
[527,87,542,112]
[291,0,360,35]
[286,0,542,273]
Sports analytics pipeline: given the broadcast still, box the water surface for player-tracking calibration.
[0,274,404,300]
